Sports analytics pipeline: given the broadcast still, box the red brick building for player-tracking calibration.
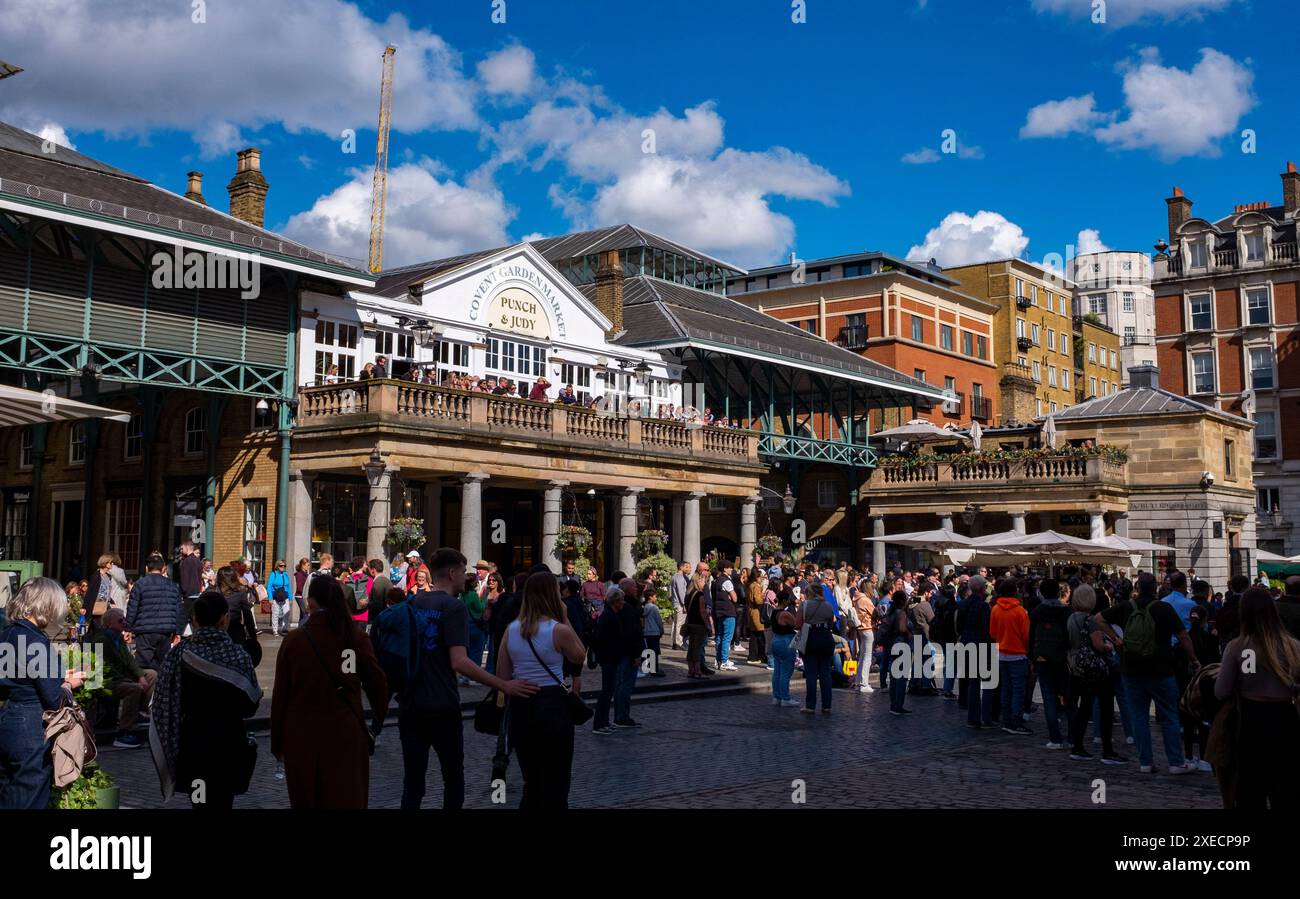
[1152,162,1300,556]
[731,252,999,429]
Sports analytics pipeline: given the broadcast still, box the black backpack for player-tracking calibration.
[1033,610,1070,663]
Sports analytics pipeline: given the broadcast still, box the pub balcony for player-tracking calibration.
[295,379,760,463]
[867,453,1127,493]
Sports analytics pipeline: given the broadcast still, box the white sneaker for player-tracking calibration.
[1168,762,1196,775]
[1045,741,1066,750]
[720,662,738,671]
[857,685,874,694]
[781,699,801,708]
[772,697,782,706]
[1193,758,1212,772]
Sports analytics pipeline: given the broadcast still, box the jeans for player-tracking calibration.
[1034,660,1068,744]
[613,657,635,723]
[803,649,834,711]
[465,621,487,669]
[715,616,736,667]
[271,600,293,634]
[771,633,796,701]
[595,660,620,729]
[0,701,51,810]
[999,658,1028,729]
[1122,674,1185,768]
[397,709,465,810]
[889,672,909,712]
[854,631,875,688]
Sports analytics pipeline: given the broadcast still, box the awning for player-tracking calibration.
[0,384,132,426]
[872,419,971,445]
[865,528,978,552]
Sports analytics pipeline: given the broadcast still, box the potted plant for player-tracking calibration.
[555,524,592,562]
[386,516,426,556]
[756,534,783,558]
[632,529,668,562]
[50,762,119,809]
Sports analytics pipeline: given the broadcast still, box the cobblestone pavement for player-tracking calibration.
[101,676,1221,809]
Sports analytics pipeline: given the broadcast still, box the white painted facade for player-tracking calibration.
[1069,251,1156,384]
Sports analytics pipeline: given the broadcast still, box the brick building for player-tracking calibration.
[1152,162,1300,556]
[730,251,999,428]
[945,259,1120,423]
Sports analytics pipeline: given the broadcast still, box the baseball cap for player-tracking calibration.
[405,551,421,561]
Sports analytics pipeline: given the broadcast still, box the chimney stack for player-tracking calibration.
[1166,186,1192,246]
[184,171,206,205]
[226,148,269,227]
[593,249,624,336]
[1283,161,1300,219]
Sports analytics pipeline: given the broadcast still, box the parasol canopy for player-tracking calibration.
[0,383,132,426]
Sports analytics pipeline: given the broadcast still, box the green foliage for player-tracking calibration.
[555,525,592,560]
[49,762,115,809]
[385,517,426,554]
[632,529,668,562]
[756,534,783,558]
[880,443,1129,470]
[65,645,111,707]
[635,551,676,592]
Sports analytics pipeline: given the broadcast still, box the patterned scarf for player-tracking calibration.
[148,626,261,801]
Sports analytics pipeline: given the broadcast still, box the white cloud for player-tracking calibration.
[1095,48,1254,159]
[901,147,941,165]
[1075,228,1110,255]
[0,0,480,157]
[1031,0,1237,26]
[282,160,515,268]
[906,211,1030,268]
[34,122,75,150]
[1020,49,1254,160]
[486,100,847,267]
[477,44,536,98]
[1020,94,1110,138]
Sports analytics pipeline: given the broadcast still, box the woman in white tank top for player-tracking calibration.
[496,571,588,809]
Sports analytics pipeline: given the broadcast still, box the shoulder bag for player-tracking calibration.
[304,625,376,755]
[526,628,593,726]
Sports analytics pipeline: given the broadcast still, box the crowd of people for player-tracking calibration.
[4,539,1299,810]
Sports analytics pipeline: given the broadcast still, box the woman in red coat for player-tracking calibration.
[271,576,388,808]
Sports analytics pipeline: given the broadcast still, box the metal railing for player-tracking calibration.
[835,324,868,349]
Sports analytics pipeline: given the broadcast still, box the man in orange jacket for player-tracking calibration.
[988,578,1031,735]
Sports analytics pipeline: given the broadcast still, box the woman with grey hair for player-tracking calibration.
[1065,584,1125,765]
[0,577,86,808]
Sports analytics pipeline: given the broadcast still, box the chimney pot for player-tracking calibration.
[1172,186,1183,197]
[227,148,269,227]
[1283,160,1300,218]
[1166,187,1193,246]
[184,170,206,206]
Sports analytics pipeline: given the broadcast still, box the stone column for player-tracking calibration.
[871,514,886,575]
[670,496,685,562]
[459,473,488,564]
[618,488,643,575]
[682,491,704,565]
[1114,511,1129,538]
[1010,511,1027,535]
[286,470,316,563]
[939,511,954,532]
[541,481,568,574]
[423,482,442,552]
[740,495,759,567]
[367,463,398,562]
[1089,510,1106,541]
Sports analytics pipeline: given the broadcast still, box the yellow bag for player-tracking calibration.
[842,659,858,678]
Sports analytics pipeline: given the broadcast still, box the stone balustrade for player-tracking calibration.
[297,379,759,462]
[872,454,1125,489]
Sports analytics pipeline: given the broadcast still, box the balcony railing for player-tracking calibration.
[1214,249,1239,268]
[970,394,992,421]
[835,324,868,349]
[1017,336,1033,351]
[870,454,1126,491]
[1272,241,1298,263]
[1015,295,1032,309]
[942,391,964,417]
[297,379,759,462]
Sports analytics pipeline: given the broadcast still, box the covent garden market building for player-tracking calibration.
[0,123,949,581]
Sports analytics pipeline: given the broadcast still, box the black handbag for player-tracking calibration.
[526,632,593,726]
[233,735,258,795]
[475,689,506,735]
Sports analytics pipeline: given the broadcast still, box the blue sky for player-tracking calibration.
[1,0,1295,271]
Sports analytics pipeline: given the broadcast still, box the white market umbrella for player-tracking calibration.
[872,419,971,446]
[949,548,1143,569]
[0,383,132,426]
[865,528,978,553]
[1041,414,1058,450]
[1099,534,1174,553]
[1257,549,1300,563]
[969,420,982,452]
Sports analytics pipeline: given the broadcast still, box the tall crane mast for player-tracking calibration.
[368,44,397,274]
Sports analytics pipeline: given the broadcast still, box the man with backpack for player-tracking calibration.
[1027,579,1072,749]
[1095,572,1200,775]
[372,547,538,809]
[265,559,294,636]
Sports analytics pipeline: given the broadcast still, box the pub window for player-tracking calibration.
[313,319,359,384]
[124,413,143,461]
[19,427,33,468]
[105,498,141,572]
[437,340,471,372]
[184,406,206,456]
[2,497,29,561]
[560,362,593,404]
[243,499,268,579]
[816,479,838,509]
[375,330,415,359]
[68,422,86,465]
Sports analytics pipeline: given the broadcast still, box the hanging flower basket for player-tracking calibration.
[756,534,783,558]
[386,517,426,555]
[632,529,668,562]
[555,524,592,560]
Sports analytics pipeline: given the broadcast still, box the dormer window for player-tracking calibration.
[1244,232,1265,262]
[1188,241,1208,269]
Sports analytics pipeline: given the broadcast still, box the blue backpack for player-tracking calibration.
[374,600,445,696]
